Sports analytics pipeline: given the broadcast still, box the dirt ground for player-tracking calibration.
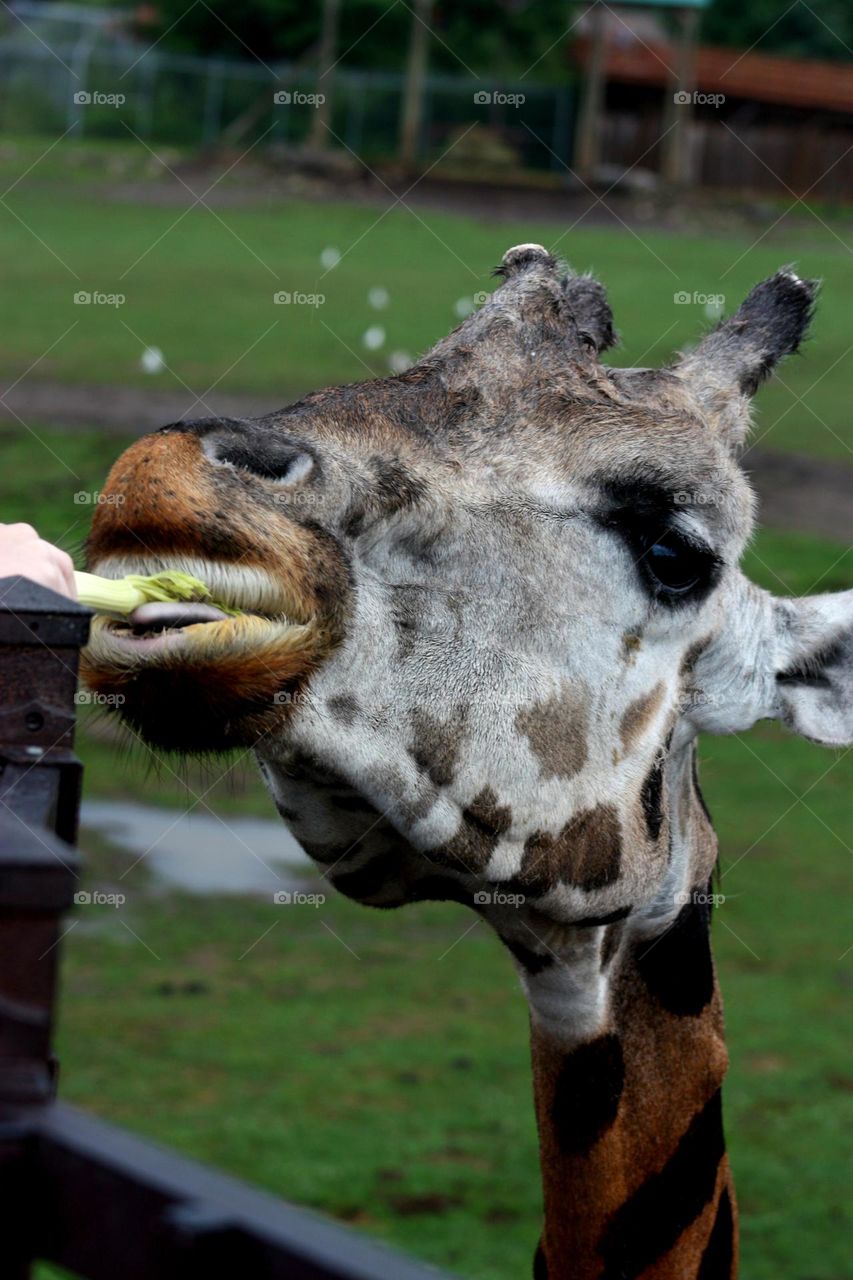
[3,377,851,544]
[13,142,818,240]
[102,165,768,235]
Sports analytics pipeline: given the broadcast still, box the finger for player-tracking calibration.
[3,523,39,543]
[53,548,77,598]
[42,544,77,599]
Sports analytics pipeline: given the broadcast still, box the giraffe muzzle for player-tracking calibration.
[78,429,350,750]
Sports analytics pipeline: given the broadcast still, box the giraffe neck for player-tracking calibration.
[530,930,736,1278]
[527,746,738,1279]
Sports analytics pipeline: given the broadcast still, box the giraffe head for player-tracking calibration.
[83,245,853,1031]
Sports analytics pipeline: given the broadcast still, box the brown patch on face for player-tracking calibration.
[622,632,642,664]
[680,636,713,677]
[327,693,361,726]
[409,705,467,788]
[89,434,228,551]
[619,680,665,754]
[520,804,623,896]
[677,758,694,839]
[431,786,512,873]
[516,682,589,781]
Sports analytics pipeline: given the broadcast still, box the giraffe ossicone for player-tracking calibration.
[82,244,849,1279]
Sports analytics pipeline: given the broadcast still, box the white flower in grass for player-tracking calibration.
[362,325,385,351]
[140,346,165,374]
[388,350,413,373]
[368,286,390,310]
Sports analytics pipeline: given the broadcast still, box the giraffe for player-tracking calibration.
[80,244,853,1279]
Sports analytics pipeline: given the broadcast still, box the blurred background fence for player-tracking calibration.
[4,0,853,194]
[0,2,574,168]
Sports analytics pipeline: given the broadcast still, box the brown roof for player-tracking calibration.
[574,40,853,115]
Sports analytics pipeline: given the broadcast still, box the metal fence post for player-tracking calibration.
[202,58,226,147]
[67,31,96,136]
[551,86,574,171]
[135,54,157,140]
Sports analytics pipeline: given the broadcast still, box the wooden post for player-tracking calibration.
[399,0,433,171]
[661,6,700,186]
[308,0,341,150]
[0,577,86,1277]
[574,0,607,183]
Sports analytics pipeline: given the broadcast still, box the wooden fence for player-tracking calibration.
[603,112,853,199]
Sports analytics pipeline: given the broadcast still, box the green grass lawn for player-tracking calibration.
[2,136,853,459]
[5,425,853,1278]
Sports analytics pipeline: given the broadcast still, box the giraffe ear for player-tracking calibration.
[674,270,818,449]
[688,587,853,746]
[562,274,616,353]
[772,590,853,746]
[495,248,616,354]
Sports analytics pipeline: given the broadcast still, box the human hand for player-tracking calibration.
[0,523,77,599]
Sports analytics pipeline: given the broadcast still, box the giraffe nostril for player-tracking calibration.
[202,433,316,485]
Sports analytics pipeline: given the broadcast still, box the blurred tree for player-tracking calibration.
[701,0,853,61]
[142,0,577,81]
[136,0,320,63]
[400,0,433,168]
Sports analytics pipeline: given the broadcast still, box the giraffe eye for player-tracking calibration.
[598,484,720,604]
[639,529,713,598]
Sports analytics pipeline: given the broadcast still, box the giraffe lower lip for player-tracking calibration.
[98,611,296,660]
[107,609,251,653]
[108,624,216,654]
[82,608,322,751]
[128,602,232,629]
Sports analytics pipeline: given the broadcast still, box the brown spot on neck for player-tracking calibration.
[530,918,734,1279]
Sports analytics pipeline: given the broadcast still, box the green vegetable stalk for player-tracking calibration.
[74,570,238,617]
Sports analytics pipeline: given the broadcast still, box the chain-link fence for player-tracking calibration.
[0,2,575,170]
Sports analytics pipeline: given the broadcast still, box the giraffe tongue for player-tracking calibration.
[128,602,231,632]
